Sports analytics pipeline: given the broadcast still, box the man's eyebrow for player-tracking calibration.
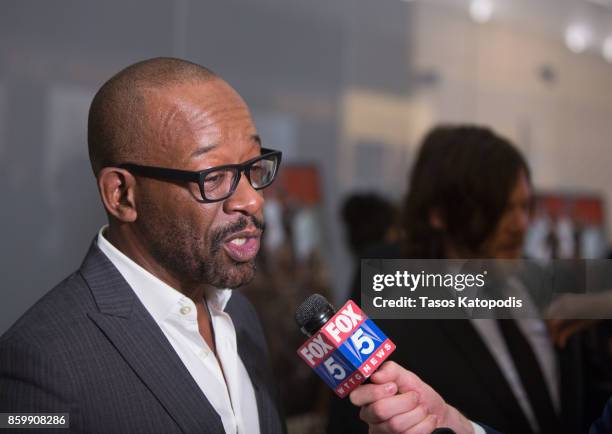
[190,135,260,158]
[190,144,217,158]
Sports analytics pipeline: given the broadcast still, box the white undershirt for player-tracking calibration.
[97,227,260,434]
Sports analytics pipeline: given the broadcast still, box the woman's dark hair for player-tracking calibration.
[402,125,530,258]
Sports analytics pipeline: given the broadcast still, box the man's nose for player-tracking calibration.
[223,173,264,216]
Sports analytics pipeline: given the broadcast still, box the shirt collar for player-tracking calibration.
[96,225,232,321]
[206,286,233,312]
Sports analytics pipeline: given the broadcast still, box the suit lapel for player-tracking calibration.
[438,320,535,434]
[80,243,224,434]
[237,329,271,433]
[225,297,271,434]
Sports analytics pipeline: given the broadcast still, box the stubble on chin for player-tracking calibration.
[141,222,259,290]
[137,196,263,289]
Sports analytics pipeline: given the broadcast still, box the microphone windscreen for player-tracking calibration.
[295,294,332,329]
[295,297,397,397]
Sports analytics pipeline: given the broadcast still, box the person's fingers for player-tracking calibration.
[368,406,432,434]
[369,361,402,383]
[359,391,420,424]
[369,361,423,394]
[367,360,449,425]
[350,382,397,407]
[406,414,438,434]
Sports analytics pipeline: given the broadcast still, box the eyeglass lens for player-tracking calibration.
[201,154,278,201]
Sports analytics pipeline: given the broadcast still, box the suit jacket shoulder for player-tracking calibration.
[0,242,286,434]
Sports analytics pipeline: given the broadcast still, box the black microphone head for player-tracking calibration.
[295,294,336,337]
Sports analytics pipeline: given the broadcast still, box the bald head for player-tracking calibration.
[87,57,217,175]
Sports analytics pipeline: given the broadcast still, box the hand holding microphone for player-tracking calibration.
[295,295,476,434]
[349,361,475,434]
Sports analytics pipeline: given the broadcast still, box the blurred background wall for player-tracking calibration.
[1,0,612,372]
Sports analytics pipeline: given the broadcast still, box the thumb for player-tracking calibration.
[370,361,425,395]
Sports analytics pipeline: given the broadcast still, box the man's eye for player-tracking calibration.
[204,172,226,188]
[250,165,265,176]
[207,174,223,182]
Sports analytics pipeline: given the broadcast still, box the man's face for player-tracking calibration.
[480,170,532,259]
[133,79,265,289]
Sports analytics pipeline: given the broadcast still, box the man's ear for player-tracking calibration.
[97,167,138,223]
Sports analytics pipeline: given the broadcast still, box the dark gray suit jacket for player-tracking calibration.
[0,242,285,434]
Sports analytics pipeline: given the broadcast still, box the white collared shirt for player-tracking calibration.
[97,227,260,434]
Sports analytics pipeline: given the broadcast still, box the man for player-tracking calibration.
[329,126,588,434]
[0,57,285,433]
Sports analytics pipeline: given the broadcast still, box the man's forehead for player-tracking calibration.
[143,79,248,116]
[188,134,262,160]
[137,79,257,164]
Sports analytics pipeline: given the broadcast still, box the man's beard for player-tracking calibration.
[138,206,264,290]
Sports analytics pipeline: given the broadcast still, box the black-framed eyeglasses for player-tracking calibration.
[117,148,282,203]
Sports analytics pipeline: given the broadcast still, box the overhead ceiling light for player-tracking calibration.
[564,24,592,53]
[470,0,494,23]
[603,36,612,62]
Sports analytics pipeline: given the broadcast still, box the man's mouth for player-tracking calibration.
[222,229,262,262]
[229,238,248,246]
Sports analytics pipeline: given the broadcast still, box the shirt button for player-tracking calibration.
[180,306,191,315]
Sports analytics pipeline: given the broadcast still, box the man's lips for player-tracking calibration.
[222,228,262,262]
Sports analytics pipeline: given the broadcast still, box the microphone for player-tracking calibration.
[295,294,396,398]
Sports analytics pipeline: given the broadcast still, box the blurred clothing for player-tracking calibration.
[471,317,557,431]
[471,280,560,431]
[590,397,612,434]
[327,242,587,434]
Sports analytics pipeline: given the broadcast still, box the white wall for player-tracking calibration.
[411,1,612,237]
